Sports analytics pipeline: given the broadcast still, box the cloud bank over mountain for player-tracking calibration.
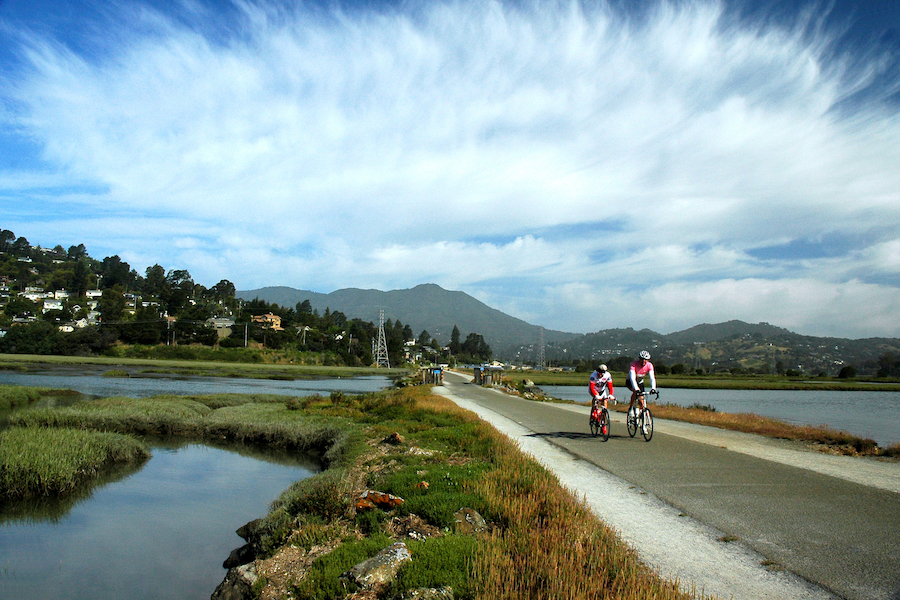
[2,0,899,338]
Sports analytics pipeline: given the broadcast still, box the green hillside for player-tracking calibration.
[237,283,576,353]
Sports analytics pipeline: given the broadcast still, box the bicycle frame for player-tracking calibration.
[627,390,658,441]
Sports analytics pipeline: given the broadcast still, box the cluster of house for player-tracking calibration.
[0,278,174,334]
[1,282,103,329]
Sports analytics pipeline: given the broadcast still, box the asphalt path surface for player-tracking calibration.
[436,371,900,600]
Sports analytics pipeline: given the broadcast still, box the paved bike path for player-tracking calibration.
[436,372,900,600]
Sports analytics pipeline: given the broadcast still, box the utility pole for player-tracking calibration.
[539,326,545,371]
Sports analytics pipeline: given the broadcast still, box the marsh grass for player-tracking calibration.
[0,385,47,409]
[0,352,409,380]
[8,393,354,464]
[471,431,692,600]
[4,381,705,599]
[9,396,212,435]
[102,369,130,378]
[0,427,149,498]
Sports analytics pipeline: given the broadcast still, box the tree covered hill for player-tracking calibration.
[238,286,900,376]
[236,283,576,353]
[0,229,495,365]
[3,227,898,376]
[539,321,900,377]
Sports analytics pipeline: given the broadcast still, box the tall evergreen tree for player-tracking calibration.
[450,325,462,355]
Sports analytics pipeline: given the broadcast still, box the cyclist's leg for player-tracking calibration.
[637,383,648,432]
[630,381,643,416]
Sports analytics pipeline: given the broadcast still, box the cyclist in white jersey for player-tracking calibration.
[588,364,616,414]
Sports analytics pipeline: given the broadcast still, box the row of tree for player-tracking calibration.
[2,228,239,319]
[0,228,492,366]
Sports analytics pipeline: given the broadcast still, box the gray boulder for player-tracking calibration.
[210,563,257,600]
[452,508,488,535]
[345,541,412,587]
[222,543,255,569]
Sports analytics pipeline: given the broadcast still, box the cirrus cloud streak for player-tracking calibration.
[1,0,899,338]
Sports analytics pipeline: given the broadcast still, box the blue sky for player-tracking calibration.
[2,0,899,339]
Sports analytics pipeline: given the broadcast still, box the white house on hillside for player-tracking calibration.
[43,299,63,313]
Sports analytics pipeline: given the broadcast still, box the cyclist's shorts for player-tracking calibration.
[591,389,610,401]
[626,379,645,393]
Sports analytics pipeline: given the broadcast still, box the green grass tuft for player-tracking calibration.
[390,535,477,597]
[0,427,149,498]
[291,533,392,600]
[0,385,45,410]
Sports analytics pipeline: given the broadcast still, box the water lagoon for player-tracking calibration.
[0,368,374,599]
[0,369,392,399]
[1,441,316,600]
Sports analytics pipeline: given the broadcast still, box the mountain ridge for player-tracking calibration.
[237,284,900,374]
[236,283,576,352]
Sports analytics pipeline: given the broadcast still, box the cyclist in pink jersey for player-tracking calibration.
[627,351,657,432]
[588,364,616,416]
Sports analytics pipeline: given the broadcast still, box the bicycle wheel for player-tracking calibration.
[590,410,600,437]
[641,408,654,441]
[600,408,610,442]
[627,409,637,438]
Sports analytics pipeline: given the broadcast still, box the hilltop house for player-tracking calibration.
[252,313,284,331]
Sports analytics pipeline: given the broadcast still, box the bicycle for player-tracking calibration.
[626,389,657,441]
[589,399,610,441]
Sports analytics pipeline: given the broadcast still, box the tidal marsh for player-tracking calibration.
[1,382,704,599]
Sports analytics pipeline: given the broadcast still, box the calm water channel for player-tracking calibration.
[542,385,900,447]
[0,370,392,399]
[1,442,316,600]
[0,371,391,600]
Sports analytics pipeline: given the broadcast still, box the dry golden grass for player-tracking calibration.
[642,404,899,457]
[342,386,708,599]
[465,416,702,599]
[397,387,709,597]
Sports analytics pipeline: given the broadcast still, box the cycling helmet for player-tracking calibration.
[598,364,608,372]
[639,350,651,360]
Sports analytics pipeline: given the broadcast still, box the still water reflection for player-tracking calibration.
[541,385,900,447]
[0,370,391,399]
[0,441,316,600]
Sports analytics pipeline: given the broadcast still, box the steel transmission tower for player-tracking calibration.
[375,310,390,368]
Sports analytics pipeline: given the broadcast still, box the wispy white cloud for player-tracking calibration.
[1,0,899,337]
